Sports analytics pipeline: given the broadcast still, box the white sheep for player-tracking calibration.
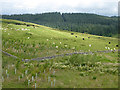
[89,44,91,47]
[65,45,67,47]
[56,46,58,49]
[53,42,55,44]
[105,47,107,49]
[114,48,116,51]
[47,39,49,41]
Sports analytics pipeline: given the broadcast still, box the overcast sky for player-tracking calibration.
[0,0,118,16]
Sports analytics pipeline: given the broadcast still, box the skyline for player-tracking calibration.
[0,0,118,16]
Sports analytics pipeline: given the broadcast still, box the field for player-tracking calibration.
[1,19,119,88]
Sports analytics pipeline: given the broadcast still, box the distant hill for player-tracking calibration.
[2,12,118,37]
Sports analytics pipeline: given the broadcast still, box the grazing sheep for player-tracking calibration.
[89,44,91,47]
[56,46,58,49]
[46,39,49,41]
[114,48,116,51]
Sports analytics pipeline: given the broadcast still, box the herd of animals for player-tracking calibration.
[7,22,119,48]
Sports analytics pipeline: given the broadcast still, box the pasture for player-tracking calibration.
[1,19,119,88]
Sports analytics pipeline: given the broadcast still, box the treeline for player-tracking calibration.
[2,12,118,37]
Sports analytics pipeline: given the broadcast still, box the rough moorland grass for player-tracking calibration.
[1,19,118,88]
[2,52,118,88]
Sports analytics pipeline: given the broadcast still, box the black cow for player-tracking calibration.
[15,23,21,25]
[75,36,77,38]
[26,25,30,27]
[109,42,111,44]
[71,33,74,35]
[83,38,84,40]
[24,23,26,25]
[116,45,118,47]
[88,37,90,39]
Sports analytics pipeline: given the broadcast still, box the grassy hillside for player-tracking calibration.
[1,19,118,59]
[2,12,118,37]
[1,19,119,88]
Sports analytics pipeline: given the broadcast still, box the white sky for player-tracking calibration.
[0,0,118,16]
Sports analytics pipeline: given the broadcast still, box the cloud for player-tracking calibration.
[1,0,118,16]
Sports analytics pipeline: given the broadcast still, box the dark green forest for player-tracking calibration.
[2,12,118,37]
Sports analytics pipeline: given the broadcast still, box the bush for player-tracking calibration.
[92,76,97,80]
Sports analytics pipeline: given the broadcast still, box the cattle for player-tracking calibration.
[116,45,118,47]
[24,23,26,25]
[15,23,21,25]
[83,38,84,40]
[75,36,77,38]
[26,25,30,27]
[71,33,74,35]
[109,42,111,44]
[88,37,90,39]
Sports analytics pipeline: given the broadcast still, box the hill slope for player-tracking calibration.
[1,19,118,59]
[1,19,118,88]
[2,12,118,37]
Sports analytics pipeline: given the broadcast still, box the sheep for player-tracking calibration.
[46,39,49,41]
[114,48,116,51]
[89,44,91,47]
[56,46,58,49]
[28,37,30,39]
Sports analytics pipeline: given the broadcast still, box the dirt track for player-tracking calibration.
[1,49,119,62]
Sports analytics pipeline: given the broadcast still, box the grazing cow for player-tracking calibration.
[83,38,84,40]
[75,36,77,38]
[116,45,118,47]
[71,33,74,35]
[26,25,30,27]
[24,23,26,25]
[88,37,90,39]
[109,42,111,44]
[15,23,21,25]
